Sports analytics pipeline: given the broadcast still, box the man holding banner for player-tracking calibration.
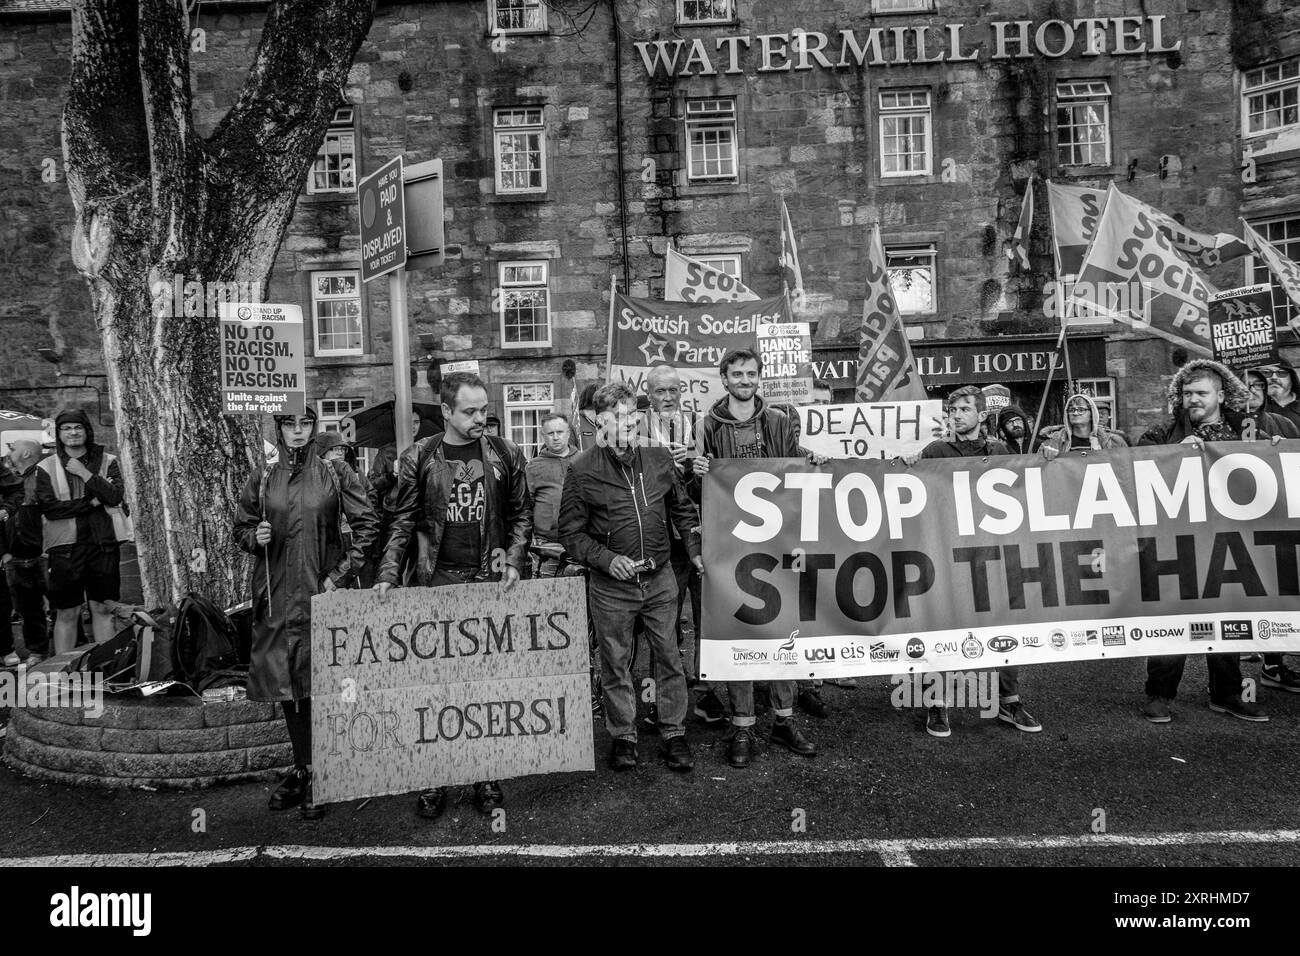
[697,348,819,767]
[1137,359,1283,723]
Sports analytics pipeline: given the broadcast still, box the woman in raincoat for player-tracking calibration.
[234,409,378,819]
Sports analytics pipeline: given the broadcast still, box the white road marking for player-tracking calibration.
[2,828,1298,866]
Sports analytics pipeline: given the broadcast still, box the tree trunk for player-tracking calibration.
[63,0,374,606]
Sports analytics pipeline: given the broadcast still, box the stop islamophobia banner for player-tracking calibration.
[608,291,791,415]
[699,445,1300,681]
[310,578,594,804]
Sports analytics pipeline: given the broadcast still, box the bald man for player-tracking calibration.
[2,440,50,665]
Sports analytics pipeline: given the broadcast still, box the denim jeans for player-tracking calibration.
[928,668,1019,706]
[589,564,686,742]
[1146,653,1242,703]
[729,680,796,727]
[6,559,49,657]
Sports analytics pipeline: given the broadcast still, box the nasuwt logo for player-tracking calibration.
[869,642,901,662]
[50,886,151,936]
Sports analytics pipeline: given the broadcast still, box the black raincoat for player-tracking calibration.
[233,427,378,702]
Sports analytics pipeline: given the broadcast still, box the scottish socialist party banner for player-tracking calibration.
[609,292,790,414]
[699,444,1300,681]
[310,578,594,804]
[664,247,761,303]
[1046,181,1105,277]
[855,224,927,403]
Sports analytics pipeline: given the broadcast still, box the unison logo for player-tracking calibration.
[50,886,151,936]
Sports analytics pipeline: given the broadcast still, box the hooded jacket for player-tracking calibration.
[233,417,379,702]
[34,408,125,550]
[697,394,800,460]
[1261,357,1300,435]
[1039,394,1130,454]
[377,431,532,586]
[1138,358,1282,446]
[1245,368,1300,438]
[992,404,1032,454]
[525,445,573,544]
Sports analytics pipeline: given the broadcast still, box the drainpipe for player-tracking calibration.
[611,0,631,293]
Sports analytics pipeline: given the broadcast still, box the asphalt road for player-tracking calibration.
[2,654,1298,867]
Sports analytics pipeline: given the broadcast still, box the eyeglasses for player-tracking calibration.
[1265,369,1291,379]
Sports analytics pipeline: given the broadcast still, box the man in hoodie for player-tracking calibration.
[1257,357,1300,435]
[1040,393,1129,459]
[526,412,574,576]
[696,348,819,768]
[34,409,127,653]
[1138,358,1285,722]
[559,382,702,773]
[993,404,1032,455]
[375,371,531,820]
[2,440,49,666]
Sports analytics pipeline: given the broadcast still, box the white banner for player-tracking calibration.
[795,400,943,460]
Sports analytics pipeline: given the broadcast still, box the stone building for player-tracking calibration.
[1,0,1298,457]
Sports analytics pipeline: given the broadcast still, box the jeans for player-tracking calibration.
[729,680,796,727]
[6,559,49,657]
[669,537,701,678]
[1146,653,1242,703]
[928,668,1019,706]
[589,564,686,742]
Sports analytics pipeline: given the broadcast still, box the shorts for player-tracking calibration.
[46,543,121,610]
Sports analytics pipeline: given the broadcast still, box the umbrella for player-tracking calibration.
[341,400,442,449]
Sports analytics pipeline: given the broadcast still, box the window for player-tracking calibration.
[879,90,932,177]
[491,0,546,33]
[1055,80,1112,167]
[494,107,547,194]
[307,107,356,195]
[318,398,370,471]
[677,0,733,25]
[499,261,551,347]
[1243,58,1300,137]
[1246,216,1300,328]
[311,270,363,356]
[685,99,738,183]
[871,0,933,11]
[504,383,554,458]
[693,253,742,277]
[885,245,936,314]
[1074,378,1118,430]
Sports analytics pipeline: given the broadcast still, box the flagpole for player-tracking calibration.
[606,273,616,380]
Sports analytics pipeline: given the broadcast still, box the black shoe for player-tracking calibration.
[473,780,504,814]
[640,704,660,733]
[299,775,324,820]
[268,767,308,811]
[797,687,829,719]
[416,787,449,820]
[608,738,639,771]
[728,727,755,768]
[693,689,727,725]
[770,719,817,757]
[660,735,694,772]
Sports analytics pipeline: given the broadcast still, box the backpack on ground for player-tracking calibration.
[171,592,248,691]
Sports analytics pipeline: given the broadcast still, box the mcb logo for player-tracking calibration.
[1222,620,1254,641]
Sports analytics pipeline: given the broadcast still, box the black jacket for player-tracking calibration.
[1137,407,1281,445]
[377,433,532,586]
[698,395,799,460]
[34,410,124,549]
[559,444,700,578]
[921,436,1010,459]
[2,461,42,561]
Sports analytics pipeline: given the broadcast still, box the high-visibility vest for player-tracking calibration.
[38,452,133,549]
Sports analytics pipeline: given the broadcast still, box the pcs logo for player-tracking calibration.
[906,638,926,660]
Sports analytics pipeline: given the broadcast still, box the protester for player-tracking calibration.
[34,409,127,653]
[485,414,502,437]
[1,440,49,666]
[697,348,819,767]
[233,409,378,820]
[904,386,1042,738]
[0,451,23,665]
[314,432,377,585]
[1137,359,1285,721]
[559,382,702,772]
[992,403,1032,454]
[1258,357,1300,434]
[1040,392,1129,458]
[367,409,425,585]
[375,371,531,819]
[525,412,574,576]
[570,383,601,451]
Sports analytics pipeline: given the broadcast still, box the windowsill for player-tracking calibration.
[675,19,740,28]
[302,190,356,202]
[308,353,369,365]
[879,172,938,186]
[1055,164,1119,179]
[682,180,746,195]
[489,192,551,204]
[501,343,554,352]
[486,29,550,38]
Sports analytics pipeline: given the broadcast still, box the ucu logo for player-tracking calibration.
[803,648,836,662]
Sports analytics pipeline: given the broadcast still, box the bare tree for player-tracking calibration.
[63,0,374,605]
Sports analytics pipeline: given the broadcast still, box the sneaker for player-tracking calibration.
[796,687,828,719]
[997,702,1042,733]
[660,735,694,772]
[472,780,504,814]
[1260,664,1300,694]
[268,767,309,810]
[608,738,639,772]
[1142,696,1173,723]
[590,693,605,721]
[926,706,951,738]
[824,677,858,689]
[1241,653,1262,663]
[416,786,449,819]
[23,653,44,667]
[1,652,19,668]
[728,727,756,768]
[299,774,325,820]
[1209,698,1269,722]
[693,689,727,725]
[770,719,817,757]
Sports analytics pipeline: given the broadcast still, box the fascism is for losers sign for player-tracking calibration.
[310,578,594,803]
[700,446,1300,681]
